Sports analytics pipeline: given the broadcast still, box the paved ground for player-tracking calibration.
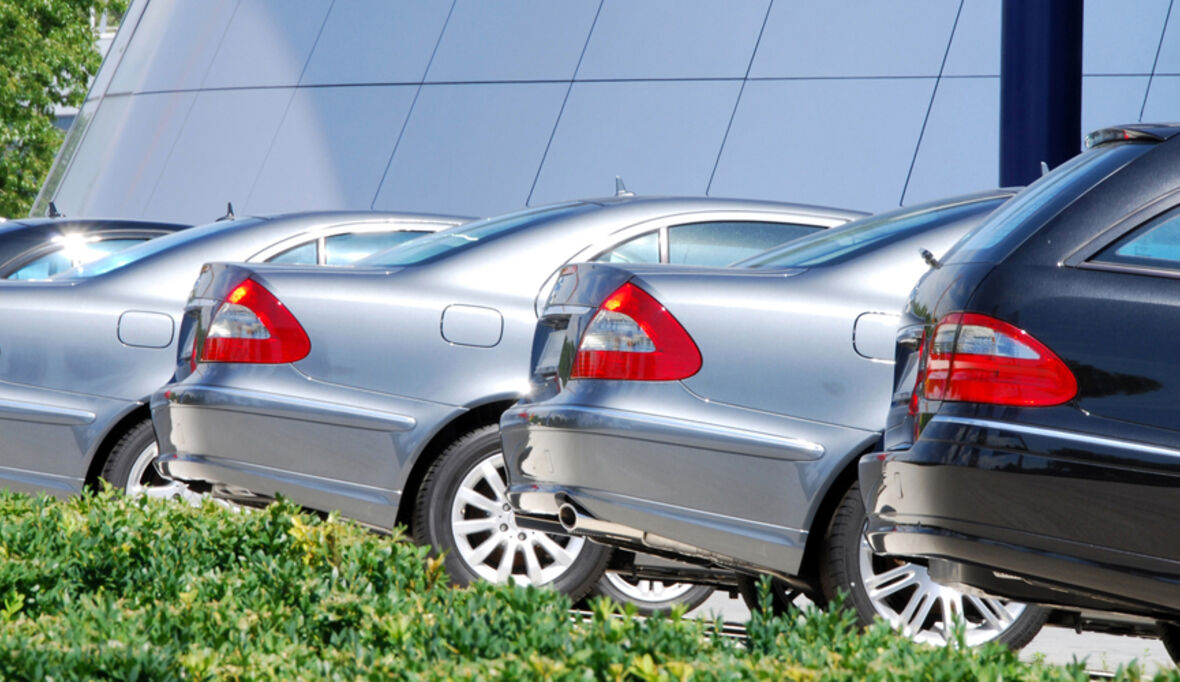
[688,592,1174,675]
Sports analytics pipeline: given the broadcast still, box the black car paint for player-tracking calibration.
[866,129,1180,622]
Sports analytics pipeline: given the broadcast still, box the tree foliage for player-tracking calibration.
[0,0,124,218]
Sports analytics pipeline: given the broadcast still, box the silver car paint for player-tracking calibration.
[500,192,1014,578]
[0,211,466,496]
[151,196,866,529]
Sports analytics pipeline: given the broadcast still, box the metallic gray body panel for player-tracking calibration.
[501,384,876,575]
[500,192,1012,579]
[151,197,865,525]
[0,211,463,494]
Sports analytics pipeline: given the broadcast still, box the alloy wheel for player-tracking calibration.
[451,453,586,585]
[857,529,1027,646]
[125,441,207,504]
[602,573,700,603]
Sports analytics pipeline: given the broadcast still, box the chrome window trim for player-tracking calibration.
[248,218,463,263]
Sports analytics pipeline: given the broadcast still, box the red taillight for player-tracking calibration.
[570,281,701,381]
[921,312,1076,406]
[199,278,310,364]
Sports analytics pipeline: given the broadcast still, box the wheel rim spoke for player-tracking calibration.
[495,541,517,582]
[900,586,937,635]
[968,594,1014,630]
[533,532,574,566]
[452,517,499,536]
[455,486,501,514]
[478,460,507,500]
[465,534,502,566]
[521,538,545,584]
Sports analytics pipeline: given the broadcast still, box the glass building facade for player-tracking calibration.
[35,0,1180,223]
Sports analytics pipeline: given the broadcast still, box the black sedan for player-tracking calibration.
[861,124,1180,660]
[0,218,188,279]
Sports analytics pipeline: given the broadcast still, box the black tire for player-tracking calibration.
[99,419,161,492]
[1160,623,1180,664]
[590,573,715,616]
[735,573,805,615]
[412,424,610,601]
[819,481,1048,649]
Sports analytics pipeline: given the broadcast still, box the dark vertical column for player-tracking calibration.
[999,0,1084,186]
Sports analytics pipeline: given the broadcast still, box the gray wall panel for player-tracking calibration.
[301,1,453,85]
[710,79,935,211]
[425,0,599,82]
[373,83,567,217]
[530,81,741,205]
[1083,0,1170,75]
[941,0,1000,76]
[903,78,999,204]
[1141,75,1180,121]
[576,0,769,80]
[107,0,238,94]
[55,93,196,218]
[47,1,1179,223]
[143,89,292,223]
[1149,7,1180,74]
[247,86,418,214]
[749,0,958,78]
[1083,76,1149,134]
[87,0,151,100]
[202,0,333,89]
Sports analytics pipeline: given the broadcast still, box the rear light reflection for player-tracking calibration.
[570,281,701,381]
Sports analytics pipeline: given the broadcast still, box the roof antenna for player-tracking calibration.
[216,202,235,222]
[614,176,634,198]
[919,247,941,270]
[48,201,64,218]
[1040,161,1050,177]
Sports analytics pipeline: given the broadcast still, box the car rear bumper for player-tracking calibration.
[151,367,460,529]
[500,399,865,577]
[863,415,1180,620]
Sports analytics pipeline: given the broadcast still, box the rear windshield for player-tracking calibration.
[740,197,1006,268]
[359,203,594,267]
[943,143,1152,265]
[57,217,268,279]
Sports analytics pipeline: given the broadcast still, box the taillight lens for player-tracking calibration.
[922,312,1075,406]
[571,281,701,381]
[199,278,310,364]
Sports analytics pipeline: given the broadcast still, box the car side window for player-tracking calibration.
[5,237,148,280]
[592,230,660,264]
[1093,209,1180,270]
[667,221,824,265]
[266,240,318,265]
[324,231,428,265]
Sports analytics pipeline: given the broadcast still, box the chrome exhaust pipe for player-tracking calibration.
[557,503,643,541]
[557,503,579,531]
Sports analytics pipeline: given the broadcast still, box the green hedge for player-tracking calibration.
[0,490,1166,680]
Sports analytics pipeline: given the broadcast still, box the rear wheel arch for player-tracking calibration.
[794,439,881,593]
[394,399,518,534]
[83,404,153,491]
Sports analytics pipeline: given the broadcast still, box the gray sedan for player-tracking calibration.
[151,195,863,602]
[500,190,1050,646]
[0,211,465,500]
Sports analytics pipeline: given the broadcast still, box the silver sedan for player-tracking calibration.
[0,211,465,500]
[151,195,863,603]
[500,190,1050,646]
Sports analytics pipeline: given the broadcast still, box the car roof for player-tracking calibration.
[0,218,190,273]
